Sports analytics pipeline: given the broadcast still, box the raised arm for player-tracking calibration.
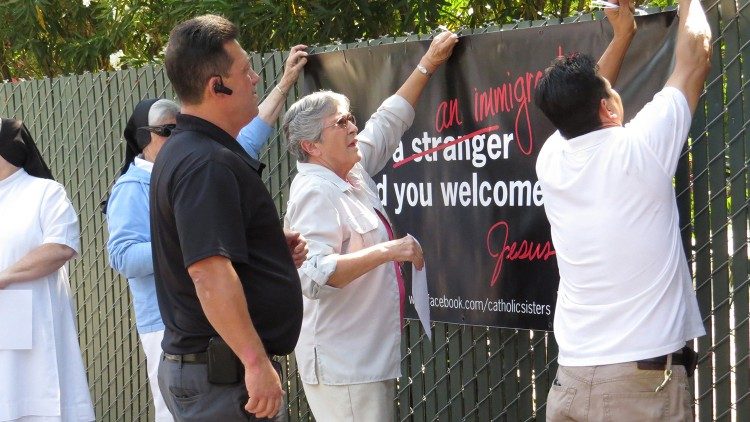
[396,31,458,107]
[358,31,458,174]
[665,0,712,113]
[258,45,308,124]
[597,0,637,85]
[237,45,308,159]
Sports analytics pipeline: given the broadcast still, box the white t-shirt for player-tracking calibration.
[536,87,705,366]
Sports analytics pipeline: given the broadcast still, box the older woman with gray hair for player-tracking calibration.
[105,97,182,422]
[283,31,458,420]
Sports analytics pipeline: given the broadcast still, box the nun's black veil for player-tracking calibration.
[0,118,53,180]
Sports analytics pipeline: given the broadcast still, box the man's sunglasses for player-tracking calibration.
[139,124,176,137]
[323,113,356,130]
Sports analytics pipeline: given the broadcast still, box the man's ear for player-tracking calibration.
[204,75,221,100]
[300,140,320,157]
[598,98,617,123]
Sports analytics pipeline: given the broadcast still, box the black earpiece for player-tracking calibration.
[213,77,233,95]
[139,124,176,138]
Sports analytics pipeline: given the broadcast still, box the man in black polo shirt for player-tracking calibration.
[150,15,304,421]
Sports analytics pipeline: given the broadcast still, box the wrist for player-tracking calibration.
[420,56,440,74]
[274,85,288,96]
[416,63,432,77]
[613,28,637,40]
[237,346,266,368]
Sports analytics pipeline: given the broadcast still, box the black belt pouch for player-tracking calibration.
[207,337,242,384]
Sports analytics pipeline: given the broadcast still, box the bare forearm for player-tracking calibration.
[675,0,712,68]
[666,0,711,111]
[396,66,434,108]
[191,257,268,367]
[258,44,308,124]
[597,32,636,85]
[326,234,423,287]
[327,243,393,288]
[0,243,75,288]
[257,85,289,125]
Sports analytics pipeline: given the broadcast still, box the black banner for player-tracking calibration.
[302,12,678,330]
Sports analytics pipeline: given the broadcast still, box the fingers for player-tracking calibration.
[245,395,281,418]
[245,396,258,414]
[292,239,308,268]
[290,44,307,53]
[410,235,424,270]
[285,230,300,245]
[280,46,309,87]
[395,235,424,268]
[414,256,425,271]
[424,30,459,67]
[246,396,280,419]
[285,46,309,71]
[293,240,308,257]
[244,360,284,418]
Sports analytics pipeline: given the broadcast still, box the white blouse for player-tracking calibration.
[285,95,415,385]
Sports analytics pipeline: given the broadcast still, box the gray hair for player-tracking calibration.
[282,91,349,162]
[149,99,180,125]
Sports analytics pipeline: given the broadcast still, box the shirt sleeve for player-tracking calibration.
[106,180,153,278]
[357,94,415,176]
[237,117,273,160]
[625,87,692,177]
[172,160,249,267]
[39,182,80,256]
[284,186,342,300]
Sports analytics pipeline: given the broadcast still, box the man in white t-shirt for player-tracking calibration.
[534,0,711,420]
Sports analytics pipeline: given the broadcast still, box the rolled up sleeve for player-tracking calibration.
[358,94,415,175]
[284,186,344,300]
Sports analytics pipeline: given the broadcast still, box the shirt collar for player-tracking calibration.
[0,167,25,188]
[296,162,352,192]
[564,126,621,152]
[134,155,153,173]
[175,113,264,173]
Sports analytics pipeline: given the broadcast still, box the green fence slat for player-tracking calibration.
[734,1,750,421]
[706,1,733,418]
[431,322,450,420]
[719,1,747,420]
[517,331,533,421]
[501,330,519,421]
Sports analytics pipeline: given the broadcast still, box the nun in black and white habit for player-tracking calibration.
[0,118,94,421]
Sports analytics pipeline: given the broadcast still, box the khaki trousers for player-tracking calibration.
[302,379,395,422]
[546,362,693,422]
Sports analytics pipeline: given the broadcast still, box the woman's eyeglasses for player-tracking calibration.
[139,124,176,137]
[323,113,356,130]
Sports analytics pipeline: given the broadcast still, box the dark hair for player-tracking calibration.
[534,53,610,139]
[165,15,238,105]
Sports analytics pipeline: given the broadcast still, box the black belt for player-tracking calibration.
[163,351,208,364]
[163,351,279,364]
[636,353,685,371]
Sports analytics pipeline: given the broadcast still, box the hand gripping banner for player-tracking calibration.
[302,12,678,330]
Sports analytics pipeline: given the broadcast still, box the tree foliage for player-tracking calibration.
[0,0,674,80]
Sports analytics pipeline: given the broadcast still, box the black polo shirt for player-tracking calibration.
[150,113,302,356]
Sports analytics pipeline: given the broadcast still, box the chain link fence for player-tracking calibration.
[1,2,747,420]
